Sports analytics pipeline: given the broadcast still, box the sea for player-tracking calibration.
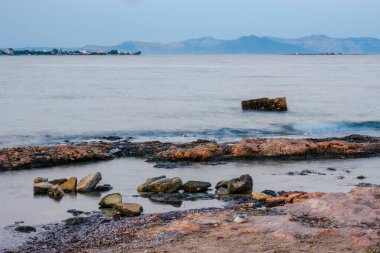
[0,55,379,245]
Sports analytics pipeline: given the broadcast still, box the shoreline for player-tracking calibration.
[4,185,379,253]
[1,134,380,172]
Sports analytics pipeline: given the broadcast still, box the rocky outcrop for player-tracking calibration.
[99,193,122,208]
[1,135,380,171]
[60,177,77,192]
[182,181,211,193]
[113,203,143,216]
[241,97,287,111]
[77,172,102,192]
[34,182,53,194]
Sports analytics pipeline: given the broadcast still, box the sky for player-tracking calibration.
[0,0,379,48]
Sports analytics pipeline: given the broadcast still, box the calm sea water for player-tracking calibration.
[0,55,380,147]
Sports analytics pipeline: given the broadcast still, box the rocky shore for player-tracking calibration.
[1,134,380,171]
[6,185,379,253]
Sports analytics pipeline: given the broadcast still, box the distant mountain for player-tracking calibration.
[12,35,380,55]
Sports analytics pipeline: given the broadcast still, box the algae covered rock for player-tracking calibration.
[241,97,287,111]
[99,193,122,208]
[147,177,182,193]
[78,172,102,192]
[114,203,143,216]
[183,181,211,193]
[137,175,166,192]
[48,185,64,200]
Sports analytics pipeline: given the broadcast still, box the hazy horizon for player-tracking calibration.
[1,0,380,48]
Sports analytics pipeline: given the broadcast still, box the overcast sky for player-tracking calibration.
[1,0,379,48]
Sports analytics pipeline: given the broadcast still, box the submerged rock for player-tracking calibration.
[78,172,102,192]
[60,177,77,192]
[147,177,183,193]
[48,185,64,200]
[241,97,287,111]
[183,181,211,193]
[15,225,36,233]
[228,174,253,194]
[95,184,113,192]
[33,177,48,184]
[49,178,68,185]
[99,193,122,208]
[114,203,143,217]
[34,182,53,194]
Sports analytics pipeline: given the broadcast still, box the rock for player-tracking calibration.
[216,187,229,195]
[233,214,248,223]
[326,167,336,171]
[113,203,143,216]
[241,97,287,111]
[252,193,271,201]
[77,172,102,192]
[228,174,253,194]
[99,193,122,208]
[266,196,286,205]
[15,225,36,233]
[95,184,113,192]
[65,217,87,225]
[49,178,68,185]
[60,177,77,192]
[261,190,277,197]
[137,175,166,192]
[48,185,64,200]
[33,177,48,184]
[67,209,84,216]
[34,182,53,194]
[215,180,228,189]
[357,175,366,180]
[146,177,182,193]
[182,181,211,193]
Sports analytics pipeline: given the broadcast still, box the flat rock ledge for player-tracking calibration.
[10,186,380,253]
[1,134,380,171]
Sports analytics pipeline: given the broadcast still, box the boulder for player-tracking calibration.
[48,185,64,200]
[241,97,287,111]
[95,184,113,192]
[182,181,211,193]
[137,175,166,192]
[99,193,122,208]
[146,177,182,193]
[228,174,253,194]
[34,182,53,194]
[33,177,48,184]
[252,193,271,201]
[60,177,77,192]
[113,203,143,217]
[77,172,102,192]
[49,178,68,185]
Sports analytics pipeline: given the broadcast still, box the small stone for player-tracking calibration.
[95,184,113,192]
[48,185,64,200]
[357,175,366,180]
[252,193,271,201]
[326,167,336,171]
[233,214,248,223]
[34,182,53,194]
[182,181,211,193]
[15,225,36,233]
[337,176,345,179]
[49,178,68,185]
[113,203,143,216]
[99,193,122,208]
[60,177,77,192]
[78,172,102,192]
[33,177,48,184]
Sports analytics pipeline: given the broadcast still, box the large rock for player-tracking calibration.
[146,177,182,193]
[48,185,64,200]
[77,172,102,192]
[49,178,68,185]
[183,181,211,193]
[241,97,287,111]
[227,174,253,194]
[137,175,166,192]
[34,182,53,194]
[60,177,77,192]
[113,203,143,216]
[99,193,122,208]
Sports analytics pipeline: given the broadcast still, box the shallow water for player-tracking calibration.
[0,157,379,228]
[0,55,380,147]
